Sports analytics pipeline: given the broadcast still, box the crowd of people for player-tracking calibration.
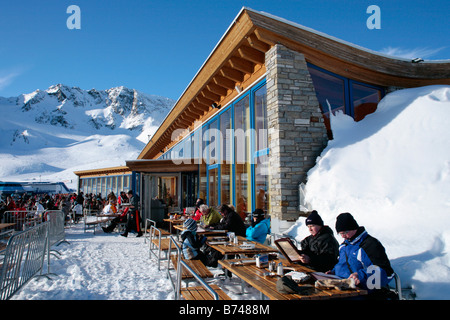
[180,198,272,269]
[0,191,128,224]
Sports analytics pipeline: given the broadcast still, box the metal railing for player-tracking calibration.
[0,222,50,300]
[2,210,69,279]
[2,210,43,231]
[46,210,70,248]
[167,236,220,300]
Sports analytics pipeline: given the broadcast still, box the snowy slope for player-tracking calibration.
[287,85,450,299]
[0,84,174,189]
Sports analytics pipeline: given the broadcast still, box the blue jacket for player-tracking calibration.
[332,227,394,290]
[246,219,271,244]
[181,230,205,260]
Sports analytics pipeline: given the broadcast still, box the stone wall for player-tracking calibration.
[266,44,328,232]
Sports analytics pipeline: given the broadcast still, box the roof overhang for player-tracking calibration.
[74,166,132,178]
[126,159,199,173]
[138,7,450,161]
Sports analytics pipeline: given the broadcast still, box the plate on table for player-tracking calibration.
[239,243,255,250]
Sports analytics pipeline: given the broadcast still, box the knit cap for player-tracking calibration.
[335,212,359,232]
[305,210,323,226]
[184,218,197,232]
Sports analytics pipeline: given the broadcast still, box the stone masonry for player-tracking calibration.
[265,44,328,232]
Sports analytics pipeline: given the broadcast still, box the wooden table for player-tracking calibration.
[0,223,15,231]
[163,218,184,233]
[208,236,278,259]
[219,258,368,300]
[173,224,227,236]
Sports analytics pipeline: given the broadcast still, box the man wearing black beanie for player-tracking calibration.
[329,212,395,298]
[298,210,339,272]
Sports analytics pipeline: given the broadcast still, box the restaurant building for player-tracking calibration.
[74,8,450,233]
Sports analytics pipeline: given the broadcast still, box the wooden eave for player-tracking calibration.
[246,11,450,87]
[126,159,199,173]
[74,166,132,178]
[138,8,450,161]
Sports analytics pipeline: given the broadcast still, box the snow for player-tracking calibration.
[285,85,450,300]
[3,85,450,300]
[11,222,260,300]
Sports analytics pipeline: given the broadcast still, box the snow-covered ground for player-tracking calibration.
[11,222,259,300]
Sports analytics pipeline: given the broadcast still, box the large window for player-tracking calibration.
[253,84,269,214]
[206,119,219,206]
[161,79,268,216]
[234,95,251,220]
[308,66,346,138]
[352,83,383,121]
[220,108,232,205]
[308,64,384,138]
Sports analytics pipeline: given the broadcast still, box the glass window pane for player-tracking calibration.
[352,83,382,121]
[96,178,101,195]
[255,154,269,214]
[123,175,129,191]
[208,120,218,165]
[220,109,232,205]
[234,95,251,220]
[254,84,268,151]
[208,167,218,207]
[101,177,106,198]
[111,176,117,197]
[308,66,346,137]
[199,162,207,200]
[158,176,178,209]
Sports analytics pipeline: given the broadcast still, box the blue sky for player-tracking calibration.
[0,0,448,100]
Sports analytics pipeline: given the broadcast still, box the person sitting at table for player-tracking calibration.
[327,212,395,297]
[102,207,128,233]
[191,198,204,221]
[245,209,271,244]
[181,218,223,267]
[181,218,207,261]
[199,204,222,227]
[102,200,117,215]
[298,210,339,272]
[209,204,246,237]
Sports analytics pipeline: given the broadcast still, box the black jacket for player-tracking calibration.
[212,211,246,236]
[300,225,339,272]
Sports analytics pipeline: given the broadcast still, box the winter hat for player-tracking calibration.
[184,218,197,232]
[305,210,323,226]
[335,213,359,232]
[252,209,265,219]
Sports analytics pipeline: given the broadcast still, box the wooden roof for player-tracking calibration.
[74,166,132,178]
[138,7,450,160]
[125,159,199,173]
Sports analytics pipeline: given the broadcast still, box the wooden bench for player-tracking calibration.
[149,225,173,270]
[181,284,231,300]
[170,255,213,284]
[165,236,230,300]
[144,219,170,244]
[176,257,231,300]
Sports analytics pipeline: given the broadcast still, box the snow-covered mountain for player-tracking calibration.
[0,84,174,188]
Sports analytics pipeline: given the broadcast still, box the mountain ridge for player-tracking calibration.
[0,84,174,186]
